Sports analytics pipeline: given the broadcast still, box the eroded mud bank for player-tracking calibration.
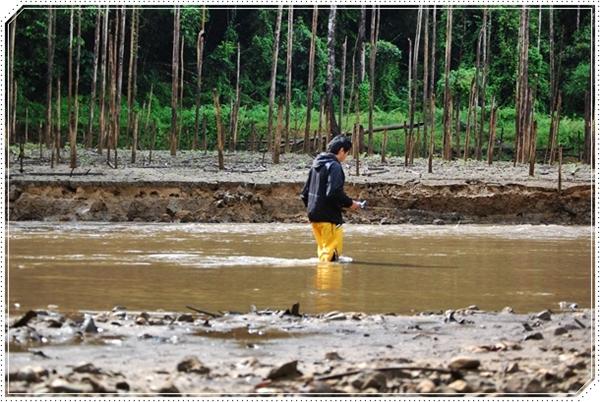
[8,179,592,224]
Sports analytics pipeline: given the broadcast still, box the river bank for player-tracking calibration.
[7,150,593,224]
[7,305,592,396]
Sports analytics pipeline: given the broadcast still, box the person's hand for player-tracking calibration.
[350,200,361,210]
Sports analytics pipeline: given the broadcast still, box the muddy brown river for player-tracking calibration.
[7,223,592,315]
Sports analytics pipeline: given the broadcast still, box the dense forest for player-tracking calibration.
[5,5,593,169]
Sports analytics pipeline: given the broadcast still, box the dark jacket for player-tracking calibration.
[300,152,353,225]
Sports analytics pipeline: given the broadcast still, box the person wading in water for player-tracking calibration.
[301,135,362,262]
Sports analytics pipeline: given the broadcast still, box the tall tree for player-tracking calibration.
[45,8,55,151]
[358,6,367,82]
[267,6,283,152]
[231,42,241,152]
[367,6,380,155]
[408,7,423,164]
[98,7,109,154]
[476,9,489,161]
[303,6,318,153]
[421,8,429,157]
[284,6,294,153]
[86,10,101,148]
[193,7,206,151]
[325,5,340,139]
[115,8,126,164]
[67,10,75,168]
[170,7,180,156]
[442,7,453,160]
[428,6,437,173]
[8,15,17,147]
[74,8,82,147]
[339,36,347,133]
[127,9,139,146]
[213,89,225,170]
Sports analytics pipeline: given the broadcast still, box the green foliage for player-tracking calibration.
[372,40,402,109]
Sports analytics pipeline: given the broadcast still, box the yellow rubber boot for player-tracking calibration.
[311,222,344,262]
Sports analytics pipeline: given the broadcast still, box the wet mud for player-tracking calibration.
[7,305,592,396]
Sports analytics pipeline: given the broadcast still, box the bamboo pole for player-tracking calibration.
[87,9,101,148]
[68,9,75,168]
[529,120,537,176]
[170,7,180,156]
[45,9,55,151]
[74,8,82,148]
[231,42,241,152]
[442,7,453,160]
[284,6,294,154]
[213,89,225,170]
[339,36,347,133]
[273,100,283,163]
[267,6,283,152]
[381,129,388,163]
[98,7,109,154]
[558,146,562,193]
[131,112,138,163]
[422,8,430,158]
[408,6,423,165]
[367,5,379,155]
[194,7,206,152]
[304,6,318,153]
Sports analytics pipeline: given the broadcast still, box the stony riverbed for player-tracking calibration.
[7,304,592,396]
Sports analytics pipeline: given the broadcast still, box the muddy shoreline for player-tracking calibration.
[7,305,592,396]
[7,151,594,224]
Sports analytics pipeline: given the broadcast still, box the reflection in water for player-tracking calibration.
[314,264,343,291]
[7,222,592,314]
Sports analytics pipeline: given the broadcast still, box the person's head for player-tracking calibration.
[327,135,353,162]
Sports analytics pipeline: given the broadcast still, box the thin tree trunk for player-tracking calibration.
[149,120,156,163]
[558,146,563,193]
[442,7,453,160]
[202,116,208,154]
[381,129,388,163]
[408,7,423,165]
[87,9,101,148]
[346,36,357,128]
[213,89,225,170]
[304,6,318,153]
[131,112,138,163]
[273,100,283,163]
[178,35,185,150]
[528,120,538,176]
[284,6,294,153]
[45,9,55,151]
[428,7,437,173]
[127,9,139,146]
[9,14,17,148]
[194,7,207,152]
[325,5,340,138]
[267,6,284,152]
[68,9,75,168]
[487,97,496,165]
[453,97,460,159]
[107,18,116,164]
[405,40,412,166]
[39,121,43,159]
[422,8,430,158]
[54,77,61,167]
[98,7,109,154]
[584,90,591,164]
[231,42,241,152]
[74,8,82,148]
[476,9,489,161]
[367,6,379,155]
[464,77,476,160]
[549,92,562,164]
[358,6,366,82]
[143,84,154,134]
[115,8,126,164]
[170,7,180,156]
[317,97,324,152]
[339,36,347,134]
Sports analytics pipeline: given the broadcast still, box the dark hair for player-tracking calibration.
[327,135,353,154]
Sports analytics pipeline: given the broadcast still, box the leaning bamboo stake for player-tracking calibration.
[273,100,283,164]
[213,89,225,170]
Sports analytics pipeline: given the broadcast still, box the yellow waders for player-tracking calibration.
[311,222,344,262]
